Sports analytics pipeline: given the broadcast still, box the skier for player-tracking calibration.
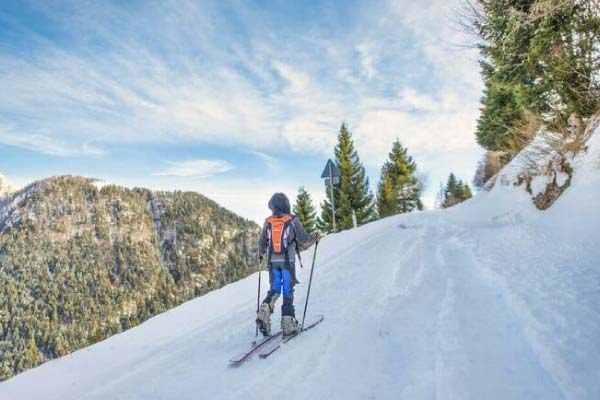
[256,192,319,337]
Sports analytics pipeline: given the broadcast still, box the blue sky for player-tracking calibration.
[0,0,484,223]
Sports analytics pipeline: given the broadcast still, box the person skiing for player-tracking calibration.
[256,192,319,337]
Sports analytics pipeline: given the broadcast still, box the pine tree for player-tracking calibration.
[472,0,538,156]
[442,173,473,208]
[469,0,600,156]
[462,183,473,200]
[293,186,317,236]
[318,123,375,232]
[376,139,423,218]
[476,63,528,154]
[525,0,600,135]
[443,173,459,209]
[23,330,44,370]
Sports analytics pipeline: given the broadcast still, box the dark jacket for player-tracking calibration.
[258,216,314,267]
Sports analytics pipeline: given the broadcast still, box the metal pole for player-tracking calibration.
[329,163,337,233]
[301,241,319,330]
[255,259,262,337]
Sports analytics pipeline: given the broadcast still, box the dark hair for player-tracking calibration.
[268,192,291,216]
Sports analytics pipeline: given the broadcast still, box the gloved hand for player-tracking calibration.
[259,253,264,264]
[315,233,322,243]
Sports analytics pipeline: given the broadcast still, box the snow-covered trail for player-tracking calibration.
[2,191,599,400]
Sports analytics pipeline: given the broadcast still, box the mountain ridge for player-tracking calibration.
[0,175,259,380]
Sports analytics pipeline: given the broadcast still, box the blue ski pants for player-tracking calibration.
[271,267,293,297]
[263,266,296,317]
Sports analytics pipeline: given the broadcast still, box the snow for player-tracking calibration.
[530,174,550,196]
[91,179,112,190]
[0,182,43,235]
[1,129,600,399]
[0,171,18,199]
[555,171,569,187]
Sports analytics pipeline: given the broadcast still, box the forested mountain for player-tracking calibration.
[0,176,259,380]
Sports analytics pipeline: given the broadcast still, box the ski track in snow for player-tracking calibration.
[2,137,600,399]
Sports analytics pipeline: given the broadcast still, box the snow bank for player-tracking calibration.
[542,123,600,240]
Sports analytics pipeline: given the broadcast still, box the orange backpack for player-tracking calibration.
[266,214,294,264]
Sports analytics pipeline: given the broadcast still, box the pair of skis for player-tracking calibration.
[229,314,324,367]
[234,238,323,366]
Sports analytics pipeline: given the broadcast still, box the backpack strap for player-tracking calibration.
[287,215,302,268]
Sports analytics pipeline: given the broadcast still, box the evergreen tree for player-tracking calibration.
[376,139,423,218]
[293,186,317,236]
[472,0,538,156]
[442,173,473,208]
[23,331,43,370]
[520,0,599,134]
[469,0,600,157]
[318,123,375,232]
[443,173,459,207]
[476,64,528,154]
[463,183,473,200]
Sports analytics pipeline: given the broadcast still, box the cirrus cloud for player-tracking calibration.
[153,159,234,178]
[1,0,484,213]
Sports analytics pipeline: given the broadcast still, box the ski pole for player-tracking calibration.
[255,257,263,337]
[301,240,319,330]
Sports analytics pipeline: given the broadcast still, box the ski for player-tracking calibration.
[229,331,282,367]
[259,314,325,359]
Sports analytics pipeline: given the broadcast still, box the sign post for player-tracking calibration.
[321,159,341,233]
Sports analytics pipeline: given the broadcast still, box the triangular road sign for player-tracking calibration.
[321,159,341,178]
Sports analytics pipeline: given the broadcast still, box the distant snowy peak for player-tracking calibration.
[0,171,17,198]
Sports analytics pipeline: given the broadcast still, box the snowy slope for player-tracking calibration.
[1,132,599,399]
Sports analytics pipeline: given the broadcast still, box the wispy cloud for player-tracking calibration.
[244,150,280,171]
[0,1,480,161]
[273,61,311,95]
[1,0,484,209]
[0,123,105,156]
[356,42,377,79]
[153,159,234,178]
[397,89,440,111]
